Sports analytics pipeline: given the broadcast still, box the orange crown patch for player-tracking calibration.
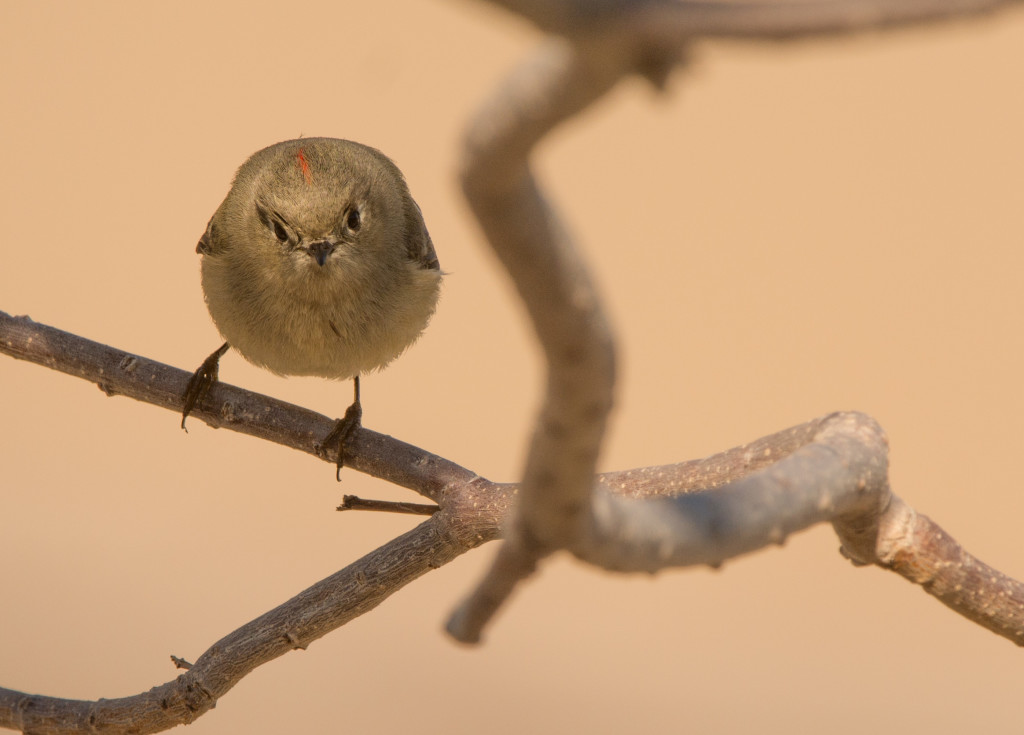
[296,148,313,185]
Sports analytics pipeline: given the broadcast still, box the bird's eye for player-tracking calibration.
[272,220,289,243]
[346,209,361,232]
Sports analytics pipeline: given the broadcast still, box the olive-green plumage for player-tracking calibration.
[197,138,441,380]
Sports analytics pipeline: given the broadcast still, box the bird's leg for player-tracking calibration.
[317,375,363,481]
[181,342,230,431]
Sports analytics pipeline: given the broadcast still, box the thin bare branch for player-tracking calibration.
[0,310,473,503]
[0,513,498,735]
[2,312,1024,734]
[865,499,1024,645]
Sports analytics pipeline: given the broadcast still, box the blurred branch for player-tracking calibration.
[448,0,1024,640]
[1,311,1023,734]
[449,36,629,642]
[478,0,1023,39]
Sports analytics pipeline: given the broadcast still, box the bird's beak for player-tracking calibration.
[308,240,335,267]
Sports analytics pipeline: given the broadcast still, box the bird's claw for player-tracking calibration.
[317,400,363,481]
[181,342,230,431]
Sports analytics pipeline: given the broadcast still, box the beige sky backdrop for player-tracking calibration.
[2,2,1023,733]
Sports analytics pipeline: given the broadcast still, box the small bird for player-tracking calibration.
[181,138,442,478]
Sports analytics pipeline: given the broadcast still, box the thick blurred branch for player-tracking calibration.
[478,0,1023,38]
[446,0,1024,643]
[448,36,628,642]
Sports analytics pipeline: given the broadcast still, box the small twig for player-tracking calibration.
[169,656,193,670]
[337,495,440,516]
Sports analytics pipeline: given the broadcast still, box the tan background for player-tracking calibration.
[2,2,1023,733]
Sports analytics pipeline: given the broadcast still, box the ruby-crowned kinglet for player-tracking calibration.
[181,138,442,478]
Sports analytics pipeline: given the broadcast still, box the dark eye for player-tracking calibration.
[272,220,289,243]
[346,209,361,232]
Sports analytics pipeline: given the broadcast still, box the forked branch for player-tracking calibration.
[1,311,1022,733]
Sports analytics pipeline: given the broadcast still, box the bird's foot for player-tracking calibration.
[181,342,230,431]
[317,400,362,481]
